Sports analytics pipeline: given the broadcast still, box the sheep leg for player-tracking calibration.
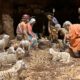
[60,58,68,63]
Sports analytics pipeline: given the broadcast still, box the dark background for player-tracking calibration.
[0,0,80,34]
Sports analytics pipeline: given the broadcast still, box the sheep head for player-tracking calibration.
[49,48,56,55]
[16,47,25,59]
[13,60,27,72]
[3,34,10,39]
[7,46,16,54]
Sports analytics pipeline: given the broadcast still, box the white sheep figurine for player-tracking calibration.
[20,40,30,51]
[49,48,70,63]
[0,47,25,66]
[16,47,25,59]
[0,52,17,66]
[7,46,16,54]
[0,34,10,52]
[0,60,27,80]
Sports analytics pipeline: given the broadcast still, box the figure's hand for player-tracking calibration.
[65,34,70,39]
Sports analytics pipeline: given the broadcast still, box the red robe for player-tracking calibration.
[68,24,80,52]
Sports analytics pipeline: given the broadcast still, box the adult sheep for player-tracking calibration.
[0,47,25,66]
[0,60,27,80]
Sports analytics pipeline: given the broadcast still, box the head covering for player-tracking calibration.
[52,17,59,25]
[55,24,61,29]
[29,18,36,24]
[63,21,72,28]
[22,14,30,20]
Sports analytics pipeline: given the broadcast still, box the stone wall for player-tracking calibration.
[2,14,15,39]
[0,0,15,39]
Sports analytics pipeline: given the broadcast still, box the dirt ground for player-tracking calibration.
[18,48,80,80]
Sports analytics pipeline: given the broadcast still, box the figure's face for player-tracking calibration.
[47,15,52,20]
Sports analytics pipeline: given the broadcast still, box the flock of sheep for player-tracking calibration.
[0,34,71,80]
[0,34,29,80]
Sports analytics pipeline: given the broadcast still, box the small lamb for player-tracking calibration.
[7,46,25,57]
[16,47,25,59]
[0,60,27,80]
[7,46,16,54]
[0,34,9,52]
[20,40,30,51]
[49,48,70,63]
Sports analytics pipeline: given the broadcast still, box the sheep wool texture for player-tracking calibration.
[49,48,70,63]
[0,60,26,80]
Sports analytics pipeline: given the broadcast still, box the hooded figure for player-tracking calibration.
[27,18,38,48]
[64,21,80,57]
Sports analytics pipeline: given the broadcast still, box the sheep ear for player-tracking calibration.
[49,48,54,54]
